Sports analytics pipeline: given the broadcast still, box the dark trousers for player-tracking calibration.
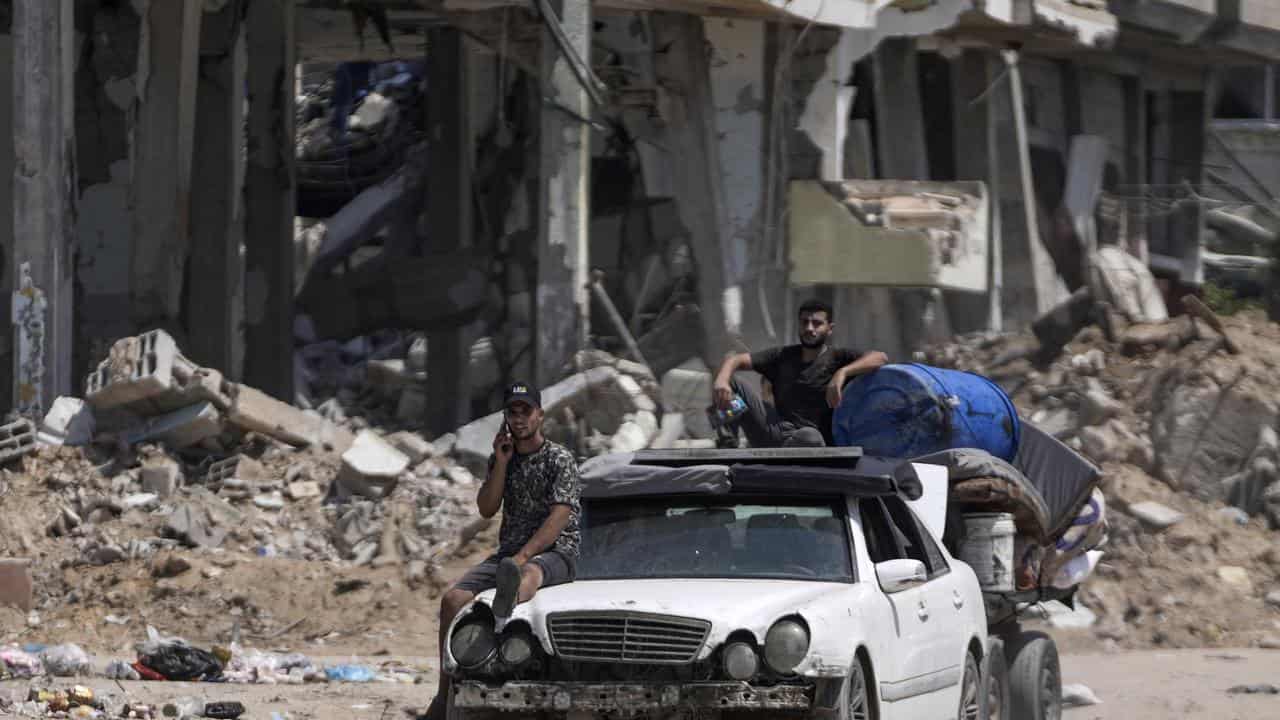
[729,377,826,448]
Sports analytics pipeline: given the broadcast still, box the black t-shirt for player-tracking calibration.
[748,344,863,443]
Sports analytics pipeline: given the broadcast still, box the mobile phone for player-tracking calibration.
[500,422,513,452]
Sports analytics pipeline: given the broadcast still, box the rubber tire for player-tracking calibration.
[958,651,982,720]
[836,658,874,720]
[1006,631,1062,720]
[981,638,1011,720]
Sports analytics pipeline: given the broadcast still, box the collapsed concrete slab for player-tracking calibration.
[122,402,223,449]
[336,430,409,499]
[38,397,96,446]
[227,383,353,452]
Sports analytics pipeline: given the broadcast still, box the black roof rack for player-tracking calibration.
[631,447,864,467]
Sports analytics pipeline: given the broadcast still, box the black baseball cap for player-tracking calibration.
[503,381,541,409]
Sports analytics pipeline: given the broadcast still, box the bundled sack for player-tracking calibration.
[1039,488,1108,587]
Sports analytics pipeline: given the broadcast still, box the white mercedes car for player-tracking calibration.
[443,448,989,720]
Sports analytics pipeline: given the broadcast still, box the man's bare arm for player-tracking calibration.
[513,505,574,564]
[712,352,754,409]
[826,351,889,408]
[477,459,507,518]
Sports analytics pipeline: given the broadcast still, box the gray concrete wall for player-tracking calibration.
[0,31,13,411]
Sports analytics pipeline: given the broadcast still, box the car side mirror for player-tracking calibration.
[875,559,928,593]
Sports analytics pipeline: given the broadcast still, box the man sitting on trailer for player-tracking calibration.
[711,298,888,448]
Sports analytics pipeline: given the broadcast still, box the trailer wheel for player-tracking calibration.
[1006,631,1061,720]
[981,637,1010,720]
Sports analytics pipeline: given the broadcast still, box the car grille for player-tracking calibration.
[548,611,711,664]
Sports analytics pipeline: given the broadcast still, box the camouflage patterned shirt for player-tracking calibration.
[490,440,581,559]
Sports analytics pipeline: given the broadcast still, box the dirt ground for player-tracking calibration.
[1061,649,1280,719]
[5,645,1279,718]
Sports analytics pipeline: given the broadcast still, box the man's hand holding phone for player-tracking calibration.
[494,422,515,464]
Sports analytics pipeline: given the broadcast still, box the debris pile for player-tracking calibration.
[920,306,1280,649]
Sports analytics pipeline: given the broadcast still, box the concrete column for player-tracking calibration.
[129,0,202,331]
[1168,73,1214,285]
[535,0,592,388]
[651,12,730,366]
[12,0,76,414]
[0,31,14,412]
[425,28,474,434]
[706,18,767,337]
[243,0,297,400]
[186,3,247,378]
[991,50,1064,328]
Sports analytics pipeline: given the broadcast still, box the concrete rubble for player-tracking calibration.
[923,305,1280,648]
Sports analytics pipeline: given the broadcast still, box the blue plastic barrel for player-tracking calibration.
[832,363,1020,461]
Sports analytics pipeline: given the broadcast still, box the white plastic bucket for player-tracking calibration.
[959,513,1017,593]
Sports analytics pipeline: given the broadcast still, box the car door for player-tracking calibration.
[860,497,964,719]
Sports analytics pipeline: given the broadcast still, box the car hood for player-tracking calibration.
[467,578,875,675]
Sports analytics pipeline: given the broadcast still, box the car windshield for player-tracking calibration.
[578,495,854,582]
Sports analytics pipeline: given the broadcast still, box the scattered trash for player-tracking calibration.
[204,702,247,719]
[1062,683,1102,706]
[40,643,91,676]
[105,660,143,680]
[325,664,377,682]
[1,644,43,678]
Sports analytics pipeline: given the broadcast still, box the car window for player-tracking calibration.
[882,496,950,580]
[859,498,902,564]
[580,495,854,582]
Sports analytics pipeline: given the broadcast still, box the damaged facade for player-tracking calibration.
[0,0,1277,451]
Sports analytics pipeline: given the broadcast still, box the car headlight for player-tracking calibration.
[451,618,497,668]
[722,642,759,680]
[499,631,535,666]
[763,619,809,674]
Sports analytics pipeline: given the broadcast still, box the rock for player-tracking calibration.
[1151,369,1279,496]
[1079,425,1117,463]
[433,432,457,457]
[1265,589,1280,608]
[140,456,183,499]
[1129,501,1184,530]
[151,554,192,578]
[1218,507,1251,526]
[254,492,286,510]
[661,360,714,439]
[0,558,34,612]
[445,465,475,485]
[1078,388,1124,427]
[286,481,322,500]
[1070,349,1106,375]
[1259,636,1280,650]
[37,396,96,446]
[388,431,435,464]
[1062,684,1101,707]
[164,504,226,548]
[650,413,686,449]
[609,410,660,453]
[86,545,127,566]
[350,91,396,131]
[1029,407,1077,439]
[1045,601,1097,629]
[123,493,160,510]
[337,430,410,499]
[1217,565,1253,590]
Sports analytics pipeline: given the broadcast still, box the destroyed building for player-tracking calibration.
[0,0,1276,450]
